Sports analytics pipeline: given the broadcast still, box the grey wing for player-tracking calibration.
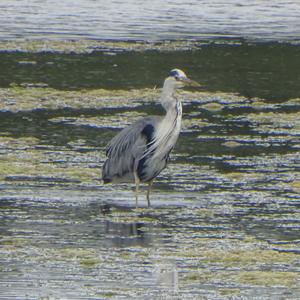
[102,117,159,183]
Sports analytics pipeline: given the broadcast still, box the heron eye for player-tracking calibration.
[175,76,179,81]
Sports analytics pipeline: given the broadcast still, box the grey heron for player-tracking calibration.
[102,69,199,207]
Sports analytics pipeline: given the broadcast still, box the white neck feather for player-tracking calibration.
[142,77,183,160]
[160,78,178,111]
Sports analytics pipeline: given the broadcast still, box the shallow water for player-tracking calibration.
[0,42,300,299]
[1,0,300,42]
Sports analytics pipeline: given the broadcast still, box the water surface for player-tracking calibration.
[0,42,300,299]
[1,0,300,42]
[1,43,300,101]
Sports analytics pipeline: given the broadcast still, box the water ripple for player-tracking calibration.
[0,0,300,41]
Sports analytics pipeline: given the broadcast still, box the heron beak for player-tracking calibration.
[181,77,201,87]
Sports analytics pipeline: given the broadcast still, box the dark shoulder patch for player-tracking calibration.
[141,124,154,144]
[137,124,155,181]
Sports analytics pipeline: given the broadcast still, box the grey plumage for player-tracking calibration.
[103,116,162,183]
[102,69,199,207]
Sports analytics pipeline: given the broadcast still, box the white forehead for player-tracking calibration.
[169,69,187,78]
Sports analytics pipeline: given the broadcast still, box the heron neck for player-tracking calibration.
[160,85,178,112]
[160,87,182,128]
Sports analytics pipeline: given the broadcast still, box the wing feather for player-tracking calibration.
[106,117,154,158]
[102,116,160,183]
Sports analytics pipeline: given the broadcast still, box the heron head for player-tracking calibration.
[166,68,200,89]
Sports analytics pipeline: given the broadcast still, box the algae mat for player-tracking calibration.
[0,43,300,299]
[0,85,299,299]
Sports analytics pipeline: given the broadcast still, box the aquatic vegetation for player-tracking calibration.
[108,212,159,225]
[290,180,300,191]
[49,111,148,129]
[200,249,299,268]
[236,271,299,287]
[201,102,224,112]
[0,39,224,54]
[246,111,300,136]
[222,141,243,148]
[1,46,300,299]
[2,237,32,249]
[0,86,158,112]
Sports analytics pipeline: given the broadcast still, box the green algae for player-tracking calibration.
[0,157,99,184]
[107,210,159,224]
[201,249,299,267]
[1,199,299,297]
[183,269,299,288]
[1,52,300,299]
[53,247,101,260]
[290,180,300,192]
[97,292,118,298]
[180,241,300,287]
[0,135,100,185]
[42,247,104,268]
[236,271,299,287]
[201,102,224,112]
[218,288,241,297]
[222,141,243,148]
[0,39,234,54]
[0,136,39,147]
[1,237,31,249]
[224,171,266,182]
[247,111,300,128]
[245,111,300,137]
[174,234,299,280]
[49,111,148,129]
[194,208,215,218]
[0,86,158,113]
[0,85,248,113]
[79,258,102,268]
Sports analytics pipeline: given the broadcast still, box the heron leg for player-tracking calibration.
[146,180,154,207]
[134,172,140,208]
